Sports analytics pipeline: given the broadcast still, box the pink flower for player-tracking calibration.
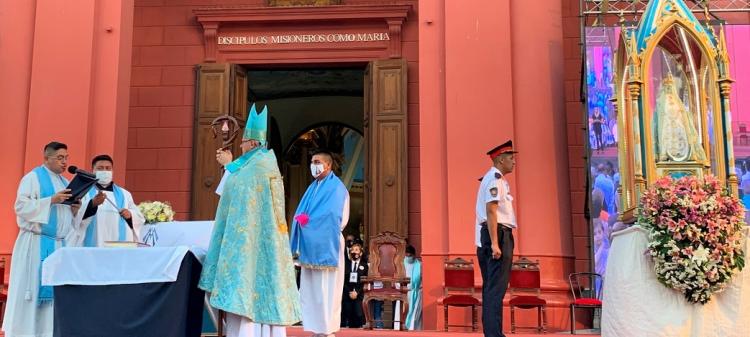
[681,246,694,255]
[692,190,707,204]
[666,219,677,231]
[294,213,310,227]
[636,174,747,303]
[656,177,673,189]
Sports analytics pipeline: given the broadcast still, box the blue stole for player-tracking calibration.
[290,173,348,268]
[225,147,261,174]
[83,185,126,247]
[33,166,68,305]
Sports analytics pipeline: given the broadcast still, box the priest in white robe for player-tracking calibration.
[67,154,145,247]
[290,150,349,337]
[2,141,78,337]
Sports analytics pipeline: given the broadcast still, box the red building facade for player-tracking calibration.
[1,0,592,332]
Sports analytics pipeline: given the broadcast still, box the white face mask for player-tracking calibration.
[95,170,113,186]
[310,163,325,178]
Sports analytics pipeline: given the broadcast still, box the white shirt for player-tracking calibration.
[351,259,361,272]
[68,185,146,246]
[474,166,517,247]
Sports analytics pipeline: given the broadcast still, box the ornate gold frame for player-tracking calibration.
[614,0,736,223]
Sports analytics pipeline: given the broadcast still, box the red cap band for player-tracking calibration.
[489,145,513,159]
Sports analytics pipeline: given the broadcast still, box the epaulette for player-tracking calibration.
[479,172,502,181]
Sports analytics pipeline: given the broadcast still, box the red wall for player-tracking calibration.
[127,0,207,220]
[0,0,134,270]
[0,0,747,332]
[417,0,582,331]
[127,0,420,240]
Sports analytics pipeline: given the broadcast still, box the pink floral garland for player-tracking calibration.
[637,175,746,304]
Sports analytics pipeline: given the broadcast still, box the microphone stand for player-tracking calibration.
[94,185,140,244]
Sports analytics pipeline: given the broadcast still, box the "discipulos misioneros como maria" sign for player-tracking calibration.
[218,32,390,45]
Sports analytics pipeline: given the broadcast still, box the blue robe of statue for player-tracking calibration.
[198,148,301,326]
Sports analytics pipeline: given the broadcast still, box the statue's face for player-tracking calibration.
[666,95,679,111]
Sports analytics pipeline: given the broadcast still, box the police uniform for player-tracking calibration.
[475,140,517,337]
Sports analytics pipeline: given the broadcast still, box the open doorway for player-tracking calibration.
[248,67,366,242]
[192,60,408,245]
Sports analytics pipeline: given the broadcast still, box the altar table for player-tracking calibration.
[42,246,205,337]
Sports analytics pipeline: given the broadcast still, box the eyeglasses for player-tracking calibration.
[48,155,69,161]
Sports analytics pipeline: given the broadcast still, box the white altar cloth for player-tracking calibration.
[41,246,190,286]
[140,220,214,251]
[42,221,216,286]
[601,225,750,337]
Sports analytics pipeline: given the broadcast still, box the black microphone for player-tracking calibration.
[67,165,97,179]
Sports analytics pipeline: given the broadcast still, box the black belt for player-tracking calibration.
[480,222,513,231]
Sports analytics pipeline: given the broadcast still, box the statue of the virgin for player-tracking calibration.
[654,73,706,163]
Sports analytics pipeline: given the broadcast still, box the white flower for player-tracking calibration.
[692,246,710,266]
[137,201,175,224]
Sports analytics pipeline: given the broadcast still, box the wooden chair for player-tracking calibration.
[1,257,7,326]
[569,272,603,334]
[361,231,410,330]
[438,257,480,332]
[509,257,547,333]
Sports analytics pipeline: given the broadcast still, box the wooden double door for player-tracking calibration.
[190,59,408,239]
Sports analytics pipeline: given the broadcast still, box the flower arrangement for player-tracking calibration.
[637,175,746,304]
[137,201,175,224]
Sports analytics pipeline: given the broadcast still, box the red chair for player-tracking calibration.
[1,257,7,326]
[509,257,547,333]
[361,232,410,330]
[438,257,480,332]
[569,272,603,334]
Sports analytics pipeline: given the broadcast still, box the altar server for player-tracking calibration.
[67,154,145,247]
[290,149,349,337]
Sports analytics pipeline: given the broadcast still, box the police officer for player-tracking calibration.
[475,140,517,337]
